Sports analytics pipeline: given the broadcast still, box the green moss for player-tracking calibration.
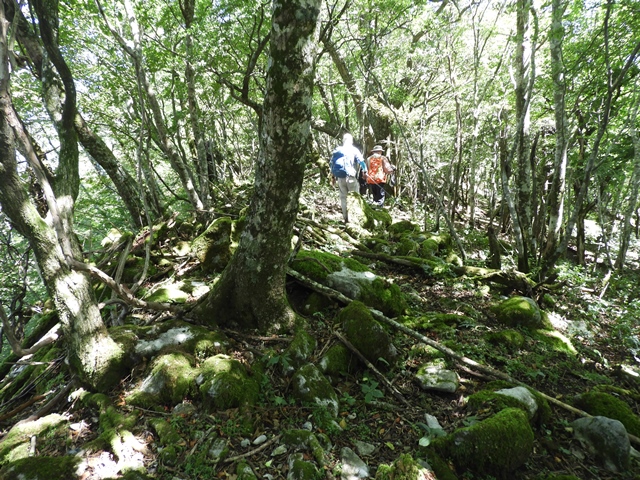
[388,220,420,237]
[467,384,552,426]
[485,329,525,351]
[339,301,398,367]
[198,354,260,411]
[424,449,458,480]
[375,454,435,480]
[127,353,196,408]
[285,326,317,367]
[301,292,332,315]
[288,454,322,480]
[0,414,68,465]
[191,216,234,273]
[319,343,356,376]
[281,429,329,466]
[149,417,184,446]
[292,249,368,281]
[533,329,577,355]
[434,408,534,476]
[420,238,439,257]
[291,364,339,417]
[492,296,543,329]
[395,235,420,256]
[0,455,80,480]
[359,278,407,318]
[574,391,640,437]
[237,461,258,480]
[144,281,190,304]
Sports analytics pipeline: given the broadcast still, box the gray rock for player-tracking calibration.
[495,386,538,418]
[416,359,459,393]
[353,439,376,457]
[572,416,630,472]
[340,447,369,480]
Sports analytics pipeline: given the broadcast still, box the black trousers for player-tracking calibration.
[370,183,386,205]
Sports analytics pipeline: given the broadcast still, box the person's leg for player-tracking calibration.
[338,177,349,221]
[378,183,386,206]
[346,176,358,193]
[371,183,382,204]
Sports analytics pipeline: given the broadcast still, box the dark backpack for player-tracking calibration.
[330,148,348,178]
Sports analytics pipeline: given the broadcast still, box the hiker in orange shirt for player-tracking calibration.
[366,145,395,207]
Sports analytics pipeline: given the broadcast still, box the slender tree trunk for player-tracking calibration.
[615,94,640,269]
[513,0,535,272]
[193,0,320,332]
[181,0,212,214]
[542,0,569,269]
[0,2,124,391]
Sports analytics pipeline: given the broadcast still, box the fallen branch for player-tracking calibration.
[287,268,640,448]
[224,434,282,463]
[334,332,411,408]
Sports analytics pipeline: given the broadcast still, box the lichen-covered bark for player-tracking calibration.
[194,0,320,332]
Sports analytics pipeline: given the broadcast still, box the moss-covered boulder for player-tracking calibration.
[0,414,68,465]
[532,329,577,355]
[143,280,191,304]
[281,429,331,467]
[319,343,356,377]
[485,329,525,351]
[291,363,339,417]
[416,359,459,393]
[285,326,317,369]
[572,416,630,472]
[492,296,544,329]
[126,352,196,408]
[191,216,235,273]
[0,456,80,480]
[339,301,398,368]
[388,220,420,238]
[432,408,534,477]
[466,382,552,425]
[573,390,640,437]
[375,453,436,480]
[197,354,260,411]
[346,193,392,230]
[129,320,230,360]
[291,250,406,317]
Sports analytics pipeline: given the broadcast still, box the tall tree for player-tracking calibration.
[193,0,320,331]
[0,0,124,390]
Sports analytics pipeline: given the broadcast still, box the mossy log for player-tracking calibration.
[287,268,640,448]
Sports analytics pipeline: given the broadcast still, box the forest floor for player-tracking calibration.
[1,185,640,480]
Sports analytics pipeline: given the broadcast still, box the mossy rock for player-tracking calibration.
[191,216,235,273]
[285,326,318,368]
[198,354,260,411]
[394,235,420,256]
[375,453,435,480]
[492,296,544,329]
[237,461,259,480]
[126,352,196,408]
[574,391,640,437]
[485,329,525,351]
[420,238,439,258]
[358,278,407,318]
[346,193,392,230]
[388,220,420,237]
[144,281,190,304]
[130,320,230,360]
[532,329,577,355]
[339,301,398,368]
[291,364,339,417]
[288,453,322,480]
[319,343,356,377]
[292,250,407,317]
[467,386,552,425]
[0,456,80,480]
[432,408,534,477]
[0,414,68,465]
[300,292,332,316]
[292,249,369,282]
[403,312,472,337]
[281,429,331,466]
[149,417,184,446]
[363,237,393,255]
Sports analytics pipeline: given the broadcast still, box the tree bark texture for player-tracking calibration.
[0,1,124,391]
[193,0,320,331]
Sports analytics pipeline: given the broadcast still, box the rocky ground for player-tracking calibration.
[0,186,639,480]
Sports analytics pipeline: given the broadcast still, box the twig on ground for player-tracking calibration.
[224,434,282,463]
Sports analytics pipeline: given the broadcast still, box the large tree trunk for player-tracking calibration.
[193,0,320,332]
[0,2,124,391]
